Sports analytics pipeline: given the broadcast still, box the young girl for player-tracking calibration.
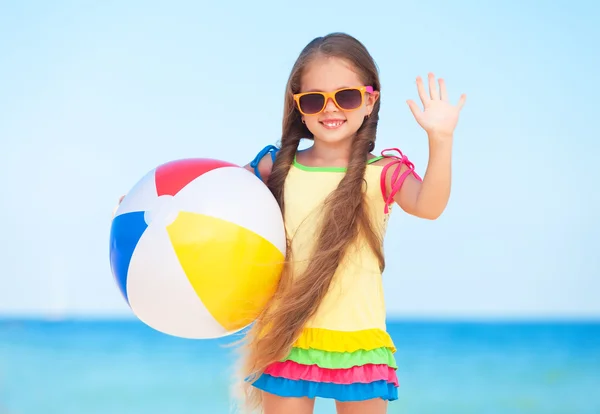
[237,33,466,414]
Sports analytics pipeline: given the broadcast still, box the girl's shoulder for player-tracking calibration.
[368,148,419,174]
[244,144,279,182]
[369,148,422,214]
[368,148,409,166]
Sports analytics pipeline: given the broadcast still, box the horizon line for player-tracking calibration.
[1,314,599,324]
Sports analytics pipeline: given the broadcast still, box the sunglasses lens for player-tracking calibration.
[335,89,362,110]
[298,93,325,114]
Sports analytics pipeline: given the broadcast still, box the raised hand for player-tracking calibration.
[407,73,466,139]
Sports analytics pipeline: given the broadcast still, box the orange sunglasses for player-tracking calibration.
[293,86,374,116]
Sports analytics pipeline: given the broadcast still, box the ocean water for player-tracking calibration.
[0,320,598,414]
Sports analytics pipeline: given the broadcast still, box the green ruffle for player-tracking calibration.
[283,346,397,370]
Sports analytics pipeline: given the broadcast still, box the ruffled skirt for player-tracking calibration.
[250,327,399,402]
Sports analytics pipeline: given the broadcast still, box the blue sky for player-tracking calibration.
[1,0,598,319]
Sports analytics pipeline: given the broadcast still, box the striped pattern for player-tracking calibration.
[251,328,399,401]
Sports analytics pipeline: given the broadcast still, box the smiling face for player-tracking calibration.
[299,56,379,147]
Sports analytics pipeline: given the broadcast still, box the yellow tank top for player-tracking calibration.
[250,145,418,353]
[284,154,391,333]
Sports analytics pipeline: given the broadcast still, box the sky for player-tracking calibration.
[0,0,598,320]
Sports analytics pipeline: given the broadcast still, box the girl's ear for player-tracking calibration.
[366,90,380,116]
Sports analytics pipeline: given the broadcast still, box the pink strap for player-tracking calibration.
[380,148,422,214]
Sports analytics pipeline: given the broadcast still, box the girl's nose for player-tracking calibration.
[323,97,338,112]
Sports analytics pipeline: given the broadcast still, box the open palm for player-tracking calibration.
[407,73,466,137]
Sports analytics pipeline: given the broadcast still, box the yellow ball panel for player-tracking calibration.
[166,212,284,332]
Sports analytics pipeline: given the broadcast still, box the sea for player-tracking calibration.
[0,319,598,414]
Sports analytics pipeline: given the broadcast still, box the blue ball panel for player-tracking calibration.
[109,212,148,304]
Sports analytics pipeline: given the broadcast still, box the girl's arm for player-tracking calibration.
[381,73,465,220]
[379,134,452,220]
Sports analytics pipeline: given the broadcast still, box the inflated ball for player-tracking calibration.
[109,158,286,339]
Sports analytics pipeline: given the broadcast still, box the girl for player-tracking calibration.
[237,33,466,414]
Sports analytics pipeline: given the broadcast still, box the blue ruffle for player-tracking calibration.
[251,373,398,402]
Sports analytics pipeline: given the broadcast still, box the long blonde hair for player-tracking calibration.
[234,32,384,412]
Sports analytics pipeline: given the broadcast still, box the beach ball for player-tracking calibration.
[109,158,286,339]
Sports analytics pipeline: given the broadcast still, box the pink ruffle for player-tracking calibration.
[265,360,399,387]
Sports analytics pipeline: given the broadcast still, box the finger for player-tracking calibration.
[406,99,422,121]
[439,78,448,101]
[428,73,439,100]
[415,76,429,106]
[457,93,467,110]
